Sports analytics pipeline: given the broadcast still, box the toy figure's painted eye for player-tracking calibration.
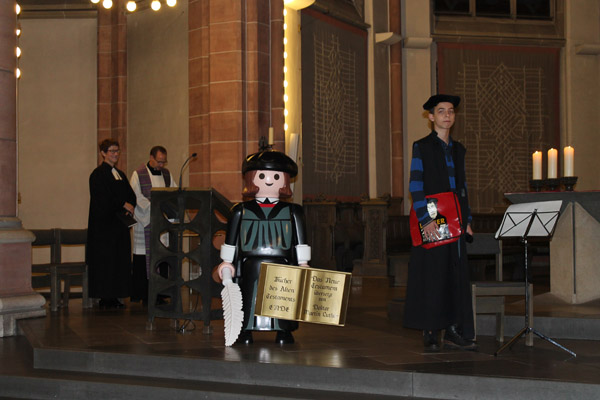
[274,174,280,180]
[259,173,265,179]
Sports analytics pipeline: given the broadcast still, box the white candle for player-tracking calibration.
[564,146,574,177]
[268,127,274,145]
[532,151,542,180]
[547,148,558,179]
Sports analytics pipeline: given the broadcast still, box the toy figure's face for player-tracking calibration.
[427,201,438,219]
[253,169,285,198]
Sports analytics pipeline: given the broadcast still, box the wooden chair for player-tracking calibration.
[468,233,533,345]
[31,228,58,294]
[55,229,90,310]
[31,228,90,312]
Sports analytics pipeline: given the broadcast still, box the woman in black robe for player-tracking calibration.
[86,139,136,309]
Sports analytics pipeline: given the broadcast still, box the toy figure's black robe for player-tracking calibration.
[223,200,308,332]
[86,162,136,299]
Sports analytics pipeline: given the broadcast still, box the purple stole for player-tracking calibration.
[136,164,171,275]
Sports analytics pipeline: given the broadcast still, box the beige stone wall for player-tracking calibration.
[127,4,189,183]
[17,18,97,264]
[13,1,600,236]
[563,0,600,190]
[370,0,392,198]
[401,0,433,213]
[17,18,97,231]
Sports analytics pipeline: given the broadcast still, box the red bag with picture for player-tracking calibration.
[409,191,463,249]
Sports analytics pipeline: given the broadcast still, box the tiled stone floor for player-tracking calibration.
[2,278,600,398]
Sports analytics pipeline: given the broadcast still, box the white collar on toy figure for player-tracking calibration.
[256,197,279,204]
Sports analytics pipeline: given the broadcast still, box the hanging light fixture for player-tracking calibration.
[91,0,175,12]
[283,0,315,10]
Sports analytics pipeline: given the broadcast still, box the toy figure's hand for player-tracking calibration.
[218,262,236,282]
[422,221,439,241]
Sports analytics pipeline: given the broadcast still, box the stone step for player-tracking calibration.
[15,310,600,400]
[0,373,409,400]
[31,347,416,398]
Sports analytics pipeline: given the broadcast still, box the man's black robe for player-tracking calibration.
[403,132,475,339]
[86,162,136,299]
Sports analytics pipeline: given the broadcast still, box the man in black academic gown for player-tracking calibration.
[86,139,136,309]
[403,94,477,352]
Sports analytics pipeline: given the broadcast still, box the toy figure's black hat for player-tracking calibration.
[423,94,460,111]
[242,137,298,178]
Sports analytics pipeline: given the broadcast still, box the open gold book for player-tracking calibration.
[255,263,351,326]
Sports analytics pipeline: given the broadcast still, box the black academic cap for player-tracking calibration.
[242,149,298,178]
[422,94,461,111]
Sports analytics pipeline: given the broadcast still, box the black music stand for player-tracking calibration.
[494,200,576,357]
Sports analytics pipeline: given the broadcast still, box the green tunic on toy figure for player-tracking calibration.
[217,142,310,345]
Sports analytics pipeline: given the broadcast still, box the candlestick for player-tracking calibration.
[564,146,574,177]
[529,179,544,192]
[268,127,274,145]
[560,176,578,191]
[547,148,558,179]
[532,151,542,180]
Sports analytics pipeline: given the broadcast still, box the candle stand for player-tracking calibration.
[560,176,578,192]
[543,178,560,191]
[529,180,544,192]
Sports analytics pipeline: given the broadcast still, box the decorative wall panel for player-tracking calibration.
[438,43,560,213]
[301,9,368,200]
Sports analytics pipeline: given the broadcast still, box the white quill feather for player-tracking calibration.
[221,268,244,346]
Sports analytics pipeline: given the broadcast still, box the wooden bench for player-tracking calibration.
[31,228,90,312]
[468,233,533,345]
[471,281,533,345]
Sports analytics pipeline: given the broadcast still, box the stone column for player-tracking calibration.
[389,0,403,199]
[402,0,433,214]
[97,0,128,169]
[188,0,281,202]
[0,2,45,337]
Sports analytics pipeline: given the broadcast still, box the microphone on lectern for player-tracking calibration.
[178,152,197,190]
